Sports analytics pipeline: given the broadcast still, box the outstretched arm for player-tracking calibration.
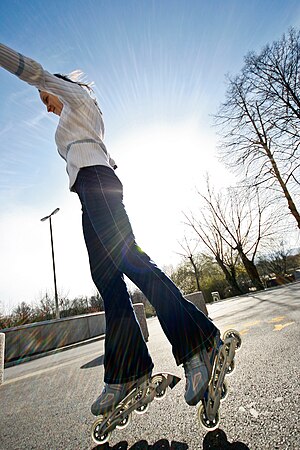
[0,43,87,107]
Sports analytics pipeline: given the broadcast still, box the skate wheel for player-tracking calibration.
[223,329,242,350]
[198,404,220,431]
[116,408,131,430]
[134,386,150,414]
[91,416,111,444]
[155,388,167,400]
[135,403,150,415]
[220,381,228,402]
[151,374,167,401]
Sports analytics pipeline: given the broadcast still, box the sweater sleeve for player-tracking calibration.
[0,43,87,107]
[109,155,117,170]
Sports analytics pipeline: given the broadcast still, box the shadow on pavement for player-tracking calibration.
[91,430,250,449]
[211,284,300,322]
[92,439,188,449]
[80,355,104,369]
[203,429,250,449]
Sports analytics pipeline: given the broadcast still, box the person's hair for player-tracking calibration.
[53,73,93,93]
[39,72,102,114]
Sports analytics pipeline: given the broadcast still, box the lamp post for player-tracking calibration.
[41,208,60,319]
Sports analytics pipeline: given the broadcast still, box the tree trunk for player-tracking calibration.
[215,255,243,296]
[264,143,300,229]
[238,248,264,291]
[189,256,202,291]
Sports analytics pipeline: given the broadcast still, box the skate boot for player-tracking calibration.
[198,329,242,431]
[184,331,221,406]
[91,374,149,416]
[91,372,181,445]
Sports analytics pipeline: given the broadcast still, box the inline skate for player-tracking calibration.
[198,329,242,430]
[91,372,181,444]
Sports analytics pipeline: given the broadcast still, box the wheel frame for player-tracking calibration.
[220,380,228,402]
[226,358,235,376]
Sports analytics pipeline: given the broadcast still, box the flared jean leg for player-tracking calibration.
[118,245,218,365]
[81,208,154,383]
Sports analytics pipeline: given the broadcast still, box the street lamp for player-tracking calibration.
[41,208,60,319]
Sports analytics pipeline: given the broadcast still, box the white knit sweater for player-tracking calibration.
[0,43,116,190]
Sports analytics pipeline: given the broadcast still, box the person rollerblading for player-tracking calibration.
[0,43,241,444]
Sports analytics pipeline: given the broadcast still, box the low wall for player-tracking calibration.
[0,333,4,385]
[185,291,208,316]
[1,292,207,365]
[1,303,148,364]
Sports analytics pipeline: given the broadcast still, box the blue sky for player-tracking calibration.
[1,0,300,311]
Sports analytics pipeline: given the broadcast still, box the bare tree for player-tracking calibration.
[170,252,225,297]
[245,28,300,146]
[176,236,202,291]
[183,207,243,296]
[185,180,281,291]
[89,292,105,312]
[257,240,299,278]
[12,301,34,325]
[35,292,56,320]
[215,28,300,228]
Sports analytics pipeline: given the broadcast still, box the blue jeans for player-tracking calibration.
[74,165,218,383]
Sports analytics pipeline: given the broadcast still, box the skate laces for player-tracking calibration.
[184,353,205,375]
[101,383,127,398]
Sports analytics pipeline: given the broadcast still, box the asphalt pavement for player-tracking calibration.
[0,283,299,450]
